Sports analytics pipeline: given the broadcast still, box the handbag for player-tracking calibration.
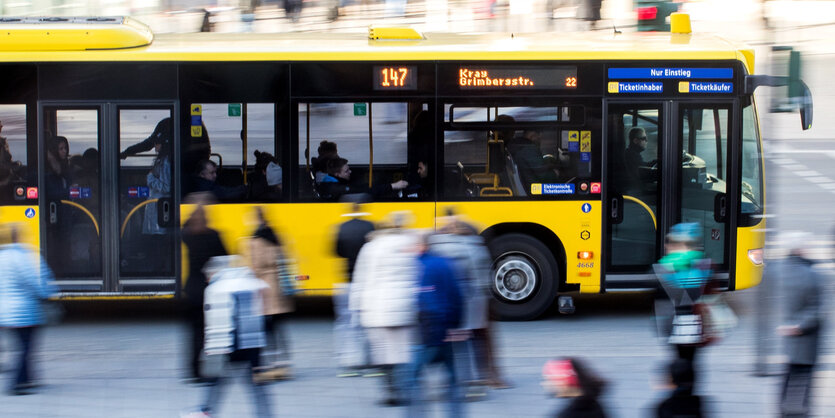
[699,294,738,342]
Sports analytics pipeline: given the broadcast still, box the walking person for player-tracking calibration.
[334,196,375,376]
[407,232,464,417]
[189,255,272,418]
[430,211,492,399]
[0,223,57,395]
[542,357,608,418]
[777,232,823,418]
[182,193,227,383]
[655,359,704,418]
[349,211,419,406]
[245,206,295,382]
[654,223,711,369]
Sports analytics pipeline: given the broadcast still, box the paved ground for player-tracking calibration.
[0,282,832,417]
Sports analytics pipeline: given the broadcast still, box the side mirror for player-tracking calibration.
[744,74,813,131]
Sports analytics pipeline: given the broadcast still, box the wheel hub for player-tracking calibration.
[493,256,537,302]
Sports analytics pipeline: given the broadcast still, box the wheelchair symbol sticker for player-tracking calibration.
[25,208,35,218]
[581,203,591,213]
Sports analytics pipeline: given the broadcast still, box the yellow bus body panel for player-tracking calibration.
[0,206,40,248]
[734,221,765,290]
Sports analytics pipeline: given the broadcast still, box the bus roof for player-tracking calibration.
[0,23,755,72]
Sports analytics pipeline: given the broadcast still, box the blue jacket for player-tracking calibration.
[416,252,462,346]
[0,244,57,327]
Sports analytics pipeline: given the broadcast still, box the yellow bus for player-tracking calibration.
[0,15,811,319]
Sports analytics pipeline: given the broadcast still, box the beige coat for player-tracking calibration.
[243,236,294,316]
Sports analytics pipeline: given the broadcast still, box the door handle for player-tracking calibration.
[49,201,58,224]
[714,193,727,223]
[158,198,172,228]
[610,195,624,224]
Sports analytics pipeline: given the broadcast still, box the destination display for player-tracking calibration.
[458,66,577,89]
[373,66,418,90]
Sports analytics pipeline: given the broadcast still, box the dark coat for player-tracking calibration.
[191,176,246,201]
[555,397,607,418]
[656,390,704,418]
[335,217,375,281]
[507,138,558,188]
[182,228,227,307]
[318,177,393,202]
[416,252,462,346]
[781,255,823,365]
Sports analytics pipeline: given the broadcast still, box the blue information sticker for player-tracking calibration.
[581,203,592,213]
[687,82,733,93]
[580,152,591,162]
[568,141,580,152]
[191,115,202,126]
[541,184,575,195]
[608,68,733,79]
[25,208,35,218]
[138,187,150,198]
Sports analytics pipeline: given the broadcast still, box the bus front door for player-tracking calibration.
[604,101,733,286]
[40,104,178,294]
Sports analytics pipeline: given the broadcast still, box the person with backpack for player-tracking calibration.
[406,232,464,417]
[186,255,272,418]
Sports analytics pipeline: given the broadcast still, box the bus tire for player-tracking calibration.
[488,233,558,321]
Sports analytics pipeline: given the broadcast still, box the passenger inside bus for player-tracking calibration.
[403,159,431,199]
[250,150,283,201]
[181,121,211,192]
[0,124,24,202]
[507,128,560,189]
[318,157,408,202]
[191,160,247,201]
[46,135,71,200]
[624,127,652,189]
[311,140,339,184]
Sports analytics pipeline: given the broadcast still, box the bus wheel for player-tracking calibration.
[488,233,558,321]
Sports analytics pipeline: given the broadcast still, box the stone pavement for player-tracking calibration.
[1,284,833,417]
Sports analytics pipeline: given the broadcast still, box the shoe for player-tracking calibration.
[254,366,292,383]
[363,371,386,378]
[378,398,408,407]
[487,379,512,390]
[337,371,361,378]
[9,385,34,396]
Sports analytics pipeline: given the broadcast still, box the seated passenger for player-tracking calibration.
[506,129,559,189]
[318,157,408,202]
[403,160,431,199]
[311,140,339,184]
[250,150,282,201]
[190,160,246,201]
[0,125,24,201]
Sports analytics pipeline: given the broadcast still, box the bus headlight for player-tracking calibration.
[748,248,764,265]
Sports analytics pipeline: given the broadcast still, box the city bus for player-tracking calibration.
[0,15,811,319]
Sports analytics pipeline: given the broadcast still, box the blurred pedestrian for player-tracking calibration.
[334,196,375,377]
[244,206,294,382]
[0,223,57,395]
[182,193,227,383]
[430,211,492,399]
[654,223,711,368]
[542,357,608,418]
[349,211,419,406]
[777,232,823,418]
[406,232,464,417]
[191,255,271,418]
[655,359,704,418]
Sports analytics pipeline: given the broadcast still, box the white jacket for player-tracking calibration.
[349,229,419,328]
[203,265,268,355]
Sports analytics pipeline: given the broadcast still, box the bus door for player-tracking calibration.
[604,101,734,284]
[40,104,178,293]
[605,102,667,280]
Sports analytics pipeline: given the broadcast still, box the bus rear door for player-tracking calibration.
[40,104,178,295]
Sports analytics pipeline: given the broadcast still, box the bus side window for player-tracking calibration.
[0,105,30,205]
[183,103,277,202]
[297,102,420,203]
